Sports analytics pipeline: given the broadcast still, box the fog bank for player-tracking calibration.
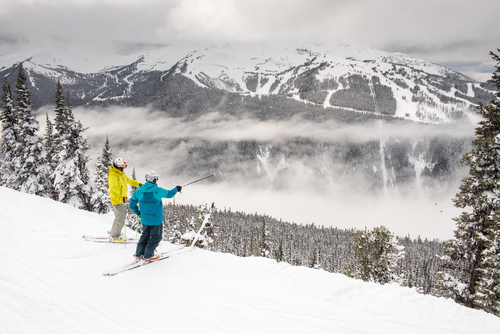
[36,106,474,240]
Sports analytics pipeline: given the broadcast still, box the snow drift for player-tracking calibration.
[0,186,498,333]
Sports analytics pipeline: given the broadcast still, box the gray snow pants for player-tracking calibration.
[110,204,126,238]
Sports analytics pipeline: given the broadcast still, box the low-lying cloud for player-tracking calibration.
[43,105,476,143]
[37,105,473,240]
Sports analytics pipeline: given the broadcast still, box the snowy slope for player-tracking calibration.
[168,42,482,123]
[1,186,499,334]
[0,46,137,74]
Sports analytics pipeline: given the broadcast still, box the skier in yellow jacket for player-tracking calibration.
[108,158,142,241]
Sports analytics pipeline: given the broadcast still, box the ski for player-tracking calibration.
[102,246,187,276]
[103,253,170,276]
[82,235,140,244]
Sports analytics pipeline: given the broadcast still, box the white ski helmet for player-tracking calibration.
[113,158,127,169]
[145,171,159,183]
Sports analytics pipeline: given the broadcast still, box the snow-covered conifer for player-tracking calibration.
[13,64,47,195]
[91,156,109,213]
[308,248,321,269]
[167,208,184,244]
[346,226,405,284]
[0,78,19,189]
[129,167,139,197]
[49,79,68,200]
[53,92,92,210]
[439,49,500,314]
[176,203,215,248]
[91,136,113,214]
[191,203,214,248]
[274,238,284,262]
[257,217,271,257]
[125,166,143,228]
[44,113,57,200]
[475,223,500,314]
[53,79,66,143]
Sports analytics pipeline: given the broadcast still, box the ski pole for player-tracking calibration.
[136,215,140,237]
[136,203,140,237]
[123,202,127,249]
[182,173,217,187]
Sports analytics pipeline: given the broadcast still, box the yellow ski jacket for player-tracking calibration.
[108,165,141,205]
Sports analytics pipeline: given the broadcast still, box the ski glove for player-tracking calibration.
[176,185,182,193]
[122,197,127,203]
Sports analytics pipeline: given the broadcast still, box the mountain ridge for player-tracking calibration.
[0,42,495,124]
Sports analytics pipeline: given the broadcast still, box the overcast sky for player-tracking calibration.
[0,0,499,81]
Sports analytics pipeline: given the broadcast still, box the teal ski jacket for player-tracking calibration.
[129,182,178,226]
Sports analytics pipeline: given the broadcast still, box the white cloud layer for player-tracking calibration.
[36,106,474,240]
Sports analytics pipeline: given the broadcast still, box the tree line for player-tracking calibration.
[0,64,113,213]
[146,202,443,294]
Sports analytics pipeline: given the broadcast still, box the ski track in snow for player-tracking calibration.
[1,186,499,334]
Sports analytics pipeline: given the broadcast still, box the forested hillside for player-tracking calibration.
[126,202,448,296]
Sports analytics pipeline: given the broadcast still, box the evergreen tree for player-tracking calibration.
[249,234,256,256]
[274,238,284,262]
[308,247,321,269]
[0,78,19,189]
[53,91,92,210]
[129,167,139,196]
[44,113,57,200]
[126,167,141,228]
[345,226,405,284]
[167,207,184,244]
[53,79,66,143]
[257,217,271,257]
[14,64,47,195]
[191,203,215,248]
[91,136,113,214]
[439,49,500,314]
[101,135,113,168]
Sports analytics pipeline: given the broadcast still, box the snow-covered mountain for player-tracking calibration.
[0,42,495,123]
[1,186,500,333]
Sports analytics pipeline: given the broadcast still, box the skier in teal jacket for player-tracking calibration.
[129,171,182,262]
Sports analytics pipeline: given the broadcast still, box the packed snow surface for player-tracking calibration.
[1,186,499,333]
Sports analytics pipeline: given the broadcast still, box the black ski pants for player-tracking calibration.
[136,224,162,259]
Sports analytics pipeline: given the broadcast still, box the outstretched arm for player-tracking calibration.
[124,174,141,188]
[159,186,179,199]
